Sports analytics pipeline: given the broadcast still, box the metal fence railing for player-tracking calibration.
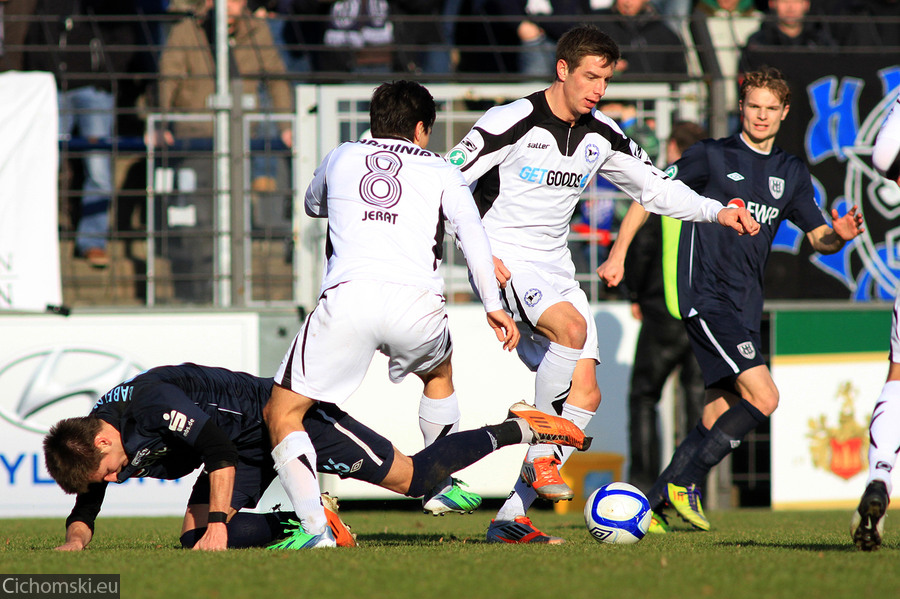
[7,8,897,308]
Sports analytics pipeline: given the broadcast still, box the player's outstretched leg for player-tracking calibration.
[486,516,564,545]
[423,478,482,516]
[509,401,592,450]
[852,480,889,551]
[667,483,710,531]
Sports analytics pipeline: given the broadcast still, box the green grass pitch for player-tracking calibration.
[1,507,897,599]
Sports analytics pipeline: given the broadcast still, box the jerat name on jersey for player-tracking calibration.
[519,166,585,188]
[362,209,398,224]
[728,198,780,226]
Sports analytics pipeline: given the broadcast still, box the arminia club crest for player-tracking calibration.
[806,381,868,480]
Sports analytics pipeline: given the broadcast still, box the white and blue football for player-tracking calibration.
[584,482,652,544]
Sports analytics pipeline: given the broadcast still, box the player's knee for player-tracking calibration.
[558,315,587,349]
[751,389,779,416]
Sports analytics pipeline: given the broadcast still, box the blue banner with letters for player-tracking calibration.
[742,50,900,301]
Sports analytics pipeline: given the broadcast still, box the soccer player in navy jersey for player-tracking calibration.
[852,94,900,551]
[447,24,759,544]
[599,67,864,531]
[43,363,589,551]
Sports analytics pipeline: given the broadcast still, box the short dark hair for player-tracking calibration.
[555,25,620,78]
[44,416,104,494]
[740,67,791,107]
[669,120,708,155]
[369,80,436,140]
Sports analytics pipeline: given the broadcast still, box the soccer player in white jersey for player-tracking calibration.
[852,94,900,551]
[447,24,760,544]
[262,80,520,548]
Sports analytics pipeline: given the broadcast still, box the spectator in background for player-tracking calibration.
[26,0,143,268]
[690,0,762,125]
[455,0,521,74]
[0,0,39,72]
[287,0,394,73]
[739,0,836,73]
[650,0,696,32]
[391,0,450,74]
[595,0,688,76]
[832,0,900,47]
[157,0,292,303]
[517,0,592,78]
[621,120,707,496]
[250,0,312,73]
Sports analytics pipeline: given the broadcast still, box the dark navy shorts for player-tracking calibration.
[683,312,766,391]
[188,402,396,510]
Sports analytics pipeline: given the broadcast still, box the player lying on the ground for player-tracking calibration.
[43,363,590,551]
[851,93,900,551]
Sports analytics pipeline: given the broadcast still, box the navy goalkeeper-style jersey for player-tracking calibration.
[90,363,273,482]
[666,133,826,329]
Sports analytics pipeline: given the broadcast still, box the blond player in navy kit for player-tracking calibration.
[260,81,521,549]
[447,25,760,544]
[600,68,864,533]
[853,94,900,551]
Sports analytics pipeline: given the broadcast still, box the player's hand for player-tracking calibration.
[193,523,228,551]
[596,256,625,287]
[631,303,642,321]
[493,256,511,289]
[717,206,760,236]
[487,309,519,351]
[832,205,864,240]
[54,541,86,551]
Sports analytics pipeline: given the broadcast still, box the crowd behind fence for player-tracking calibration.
[2,5,898,309]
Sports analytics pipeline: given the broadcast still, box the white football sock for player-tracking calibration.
[419,393,461,495]
[557,402,596,466]
[418,392,461,446]
[526,343,583,463]
[495,478,538,521]
[534,343,582,414]
[271,431,328,535]
[524,399,596,464]
[867,380,900,495]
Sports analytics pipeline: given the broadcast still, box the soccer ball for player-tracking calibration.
[584,482,652,544]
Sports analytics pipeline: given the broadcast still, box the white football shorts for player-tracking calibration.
[275,280,452,404]
[500,260,600,371]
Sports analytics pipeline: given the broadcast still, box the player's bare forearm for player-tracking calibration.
[193,466,235,551]
[55,521,92,551]
[596,202,648,287]
[808,206,864,254]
